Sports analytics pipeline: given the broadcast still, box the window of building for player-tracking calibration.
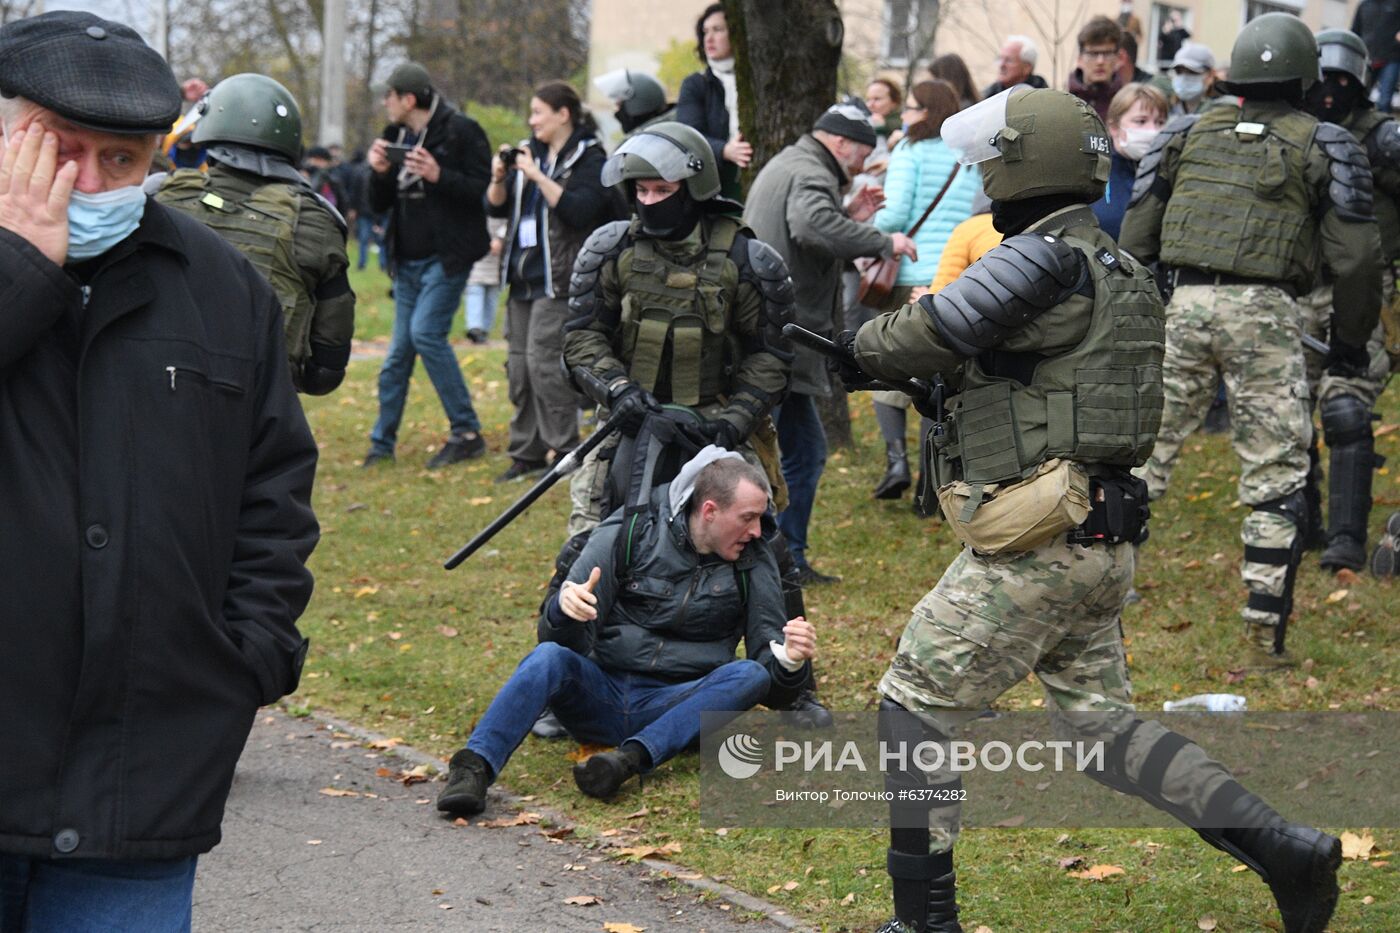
[883,0,940,67]
[1149,3,1194,72]
[1245,0,1306,22]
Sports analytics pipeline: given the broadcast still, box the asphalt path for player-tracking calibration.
[193,708,804,932]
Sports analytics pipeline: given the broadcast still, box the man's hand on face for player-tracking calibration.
[560,566,603,622]
[782,616,817,662]
[0,128,77,267]
[367,138,391,174]
[405,146,440,183]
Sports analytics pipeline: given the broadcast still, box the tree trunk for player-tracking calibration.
[726,0,854,448]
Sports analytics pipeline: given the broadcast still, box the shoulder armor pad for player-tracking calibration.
[567,220,631,317]
[741,236,796,309]
[923,233,1089,358]
[1367,118,1400,169]
[1129,114,1197,208]
[1316,122,1376,222]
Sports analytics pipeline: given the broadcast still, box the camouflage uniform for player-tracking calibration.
[852,78,1343,933]
[1120,93,1383,655]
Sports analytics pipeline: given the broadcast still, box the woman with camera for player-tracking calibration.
[486,81,620,483]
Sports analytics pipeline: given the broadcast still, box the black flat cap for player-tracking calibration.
[0,11,180,135]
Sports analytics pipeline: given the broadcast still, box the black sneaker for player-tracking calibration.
[361,448,394,468]
[466,328,489,345]
[426,432,487,469]
[786,688,834,729]
[495,459,547,483]
[437,748,491,816]
[794,564,841,586]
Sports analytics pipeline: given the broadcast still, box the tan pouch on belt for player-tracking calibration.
[936,458,1091,555]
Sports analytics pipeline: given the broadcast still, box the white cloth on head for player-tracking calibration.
[668,444,745,519]
[708,56,740,140]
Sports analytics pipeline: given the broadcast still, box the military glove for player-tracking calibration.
[607,381,660,433]
[701,419,742,450]
[828,330,879,391]
[1325,340,1370,379]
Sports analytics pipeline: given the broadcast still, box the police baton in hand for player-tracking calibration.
[781,323,943,419]
[444,368,618,570]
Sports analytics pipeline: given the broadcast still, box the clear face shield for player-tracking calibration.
[601,132,704,188]
[939,86,1024,166]
[592,68,634,105]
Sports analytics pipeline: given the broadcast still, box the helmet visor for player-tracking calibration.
[1319,43,1367,84]
[941,86,1023,165]
[601,132,704,187]
[593,68,633,103]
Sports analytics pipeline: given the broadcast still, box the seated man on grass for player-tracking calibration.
[437,449,817,814]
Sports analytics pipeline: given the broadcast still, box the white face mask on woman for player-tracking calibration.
[1116,125,1161,162]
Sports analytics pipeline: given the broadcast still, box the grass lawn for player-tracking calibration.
[289,248,1398,931]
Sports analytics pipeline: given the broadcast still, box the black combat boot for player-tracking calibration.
[786,686,834,729]
[874,439,912,499]
[878,849,962,933]
[437,748,491,816]
[1319,393,1381,572]
[1201,792,1341,933]
[573,741,648,799]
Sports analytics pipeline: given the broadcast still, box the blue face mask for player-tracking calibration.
[1172,73,1206,103]
[67,185,148,261]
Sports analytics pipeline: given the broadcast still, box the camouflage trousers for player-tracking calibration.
[1132,284,1312,635]
[879,537,1236,852]
[1298,272,1394,410]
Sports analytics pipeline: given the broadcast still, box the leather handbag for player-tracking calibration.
[855,161,964,309]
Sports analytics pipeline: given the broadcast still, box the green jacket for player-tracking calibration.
[1346,108,1400,263]
[1120,98,1382,348]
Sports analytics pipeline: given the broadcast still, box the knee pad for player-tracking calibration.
[1320,393,1373,448]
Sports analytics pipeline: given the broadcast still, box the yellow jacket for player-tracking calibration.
[929,213,1001,294]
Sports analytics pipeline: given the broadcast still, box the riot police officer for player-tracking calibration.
[1298,28,1397,572]
[593,69,676,135]
[838,86,1341,933]
[155,74,355,395]
[562,121,831,726]
[1120,13,1383,659]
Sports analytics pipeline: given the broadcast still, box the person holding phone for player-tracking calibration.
[363,62,493,470]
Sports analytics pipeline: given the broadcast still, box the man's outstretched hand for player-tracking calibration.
[560,566,603,622]
[782,616,817,662]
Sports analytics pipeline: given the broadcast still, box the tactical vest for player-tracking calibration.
[616,215,744,406]
[933,230,1165,489]
[157,169,312,364]
[1160,106,1319,290]
[1351,110,1400,261]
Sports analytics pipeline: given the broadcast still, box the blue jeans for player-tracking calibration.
[370,258,479,454]
[355,214,386,270]
[466,642,771,778]
[1378,60,1400,113]
[464,282,500,335]
[0,855,196,933]
[773,393,828,568]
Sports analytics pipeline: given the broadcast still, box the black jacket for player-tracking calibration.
[981,73,1049,99]
[370,100,493,277]
[0,203,318,860]
[676,68,741,198]
[488,126,619,299]
[1354,0,1400,63]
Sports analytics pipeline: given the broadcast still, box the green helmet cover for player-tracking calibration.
[192,73,303,161]
[601,120,720,200]
[1316,28,1370,86]
[1227,13,1321,92]
[978,88,1110,203]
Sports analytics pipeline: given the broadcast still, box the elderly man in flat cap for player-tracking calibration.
[0,12,318,930]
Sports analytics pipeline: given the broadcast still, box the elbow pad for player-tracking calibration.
[922,233,1089,358]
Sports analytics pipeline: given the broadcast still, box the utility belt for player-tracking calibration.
[1067,471,1151,548]
[1172,267,1294,298]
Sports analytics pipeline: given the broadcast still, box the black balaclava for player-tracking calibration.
[991,193,1086,236]
[633,184,703,239]
[1306,72,1368,124]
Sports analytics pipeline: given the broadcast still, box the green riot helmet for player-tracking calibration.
[601,121,720,201]
[594,69,667,128]
[942,87,1109,203]
[1222,12,1321,94]
[1316,28,1370,86]
[191,73,303,162]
